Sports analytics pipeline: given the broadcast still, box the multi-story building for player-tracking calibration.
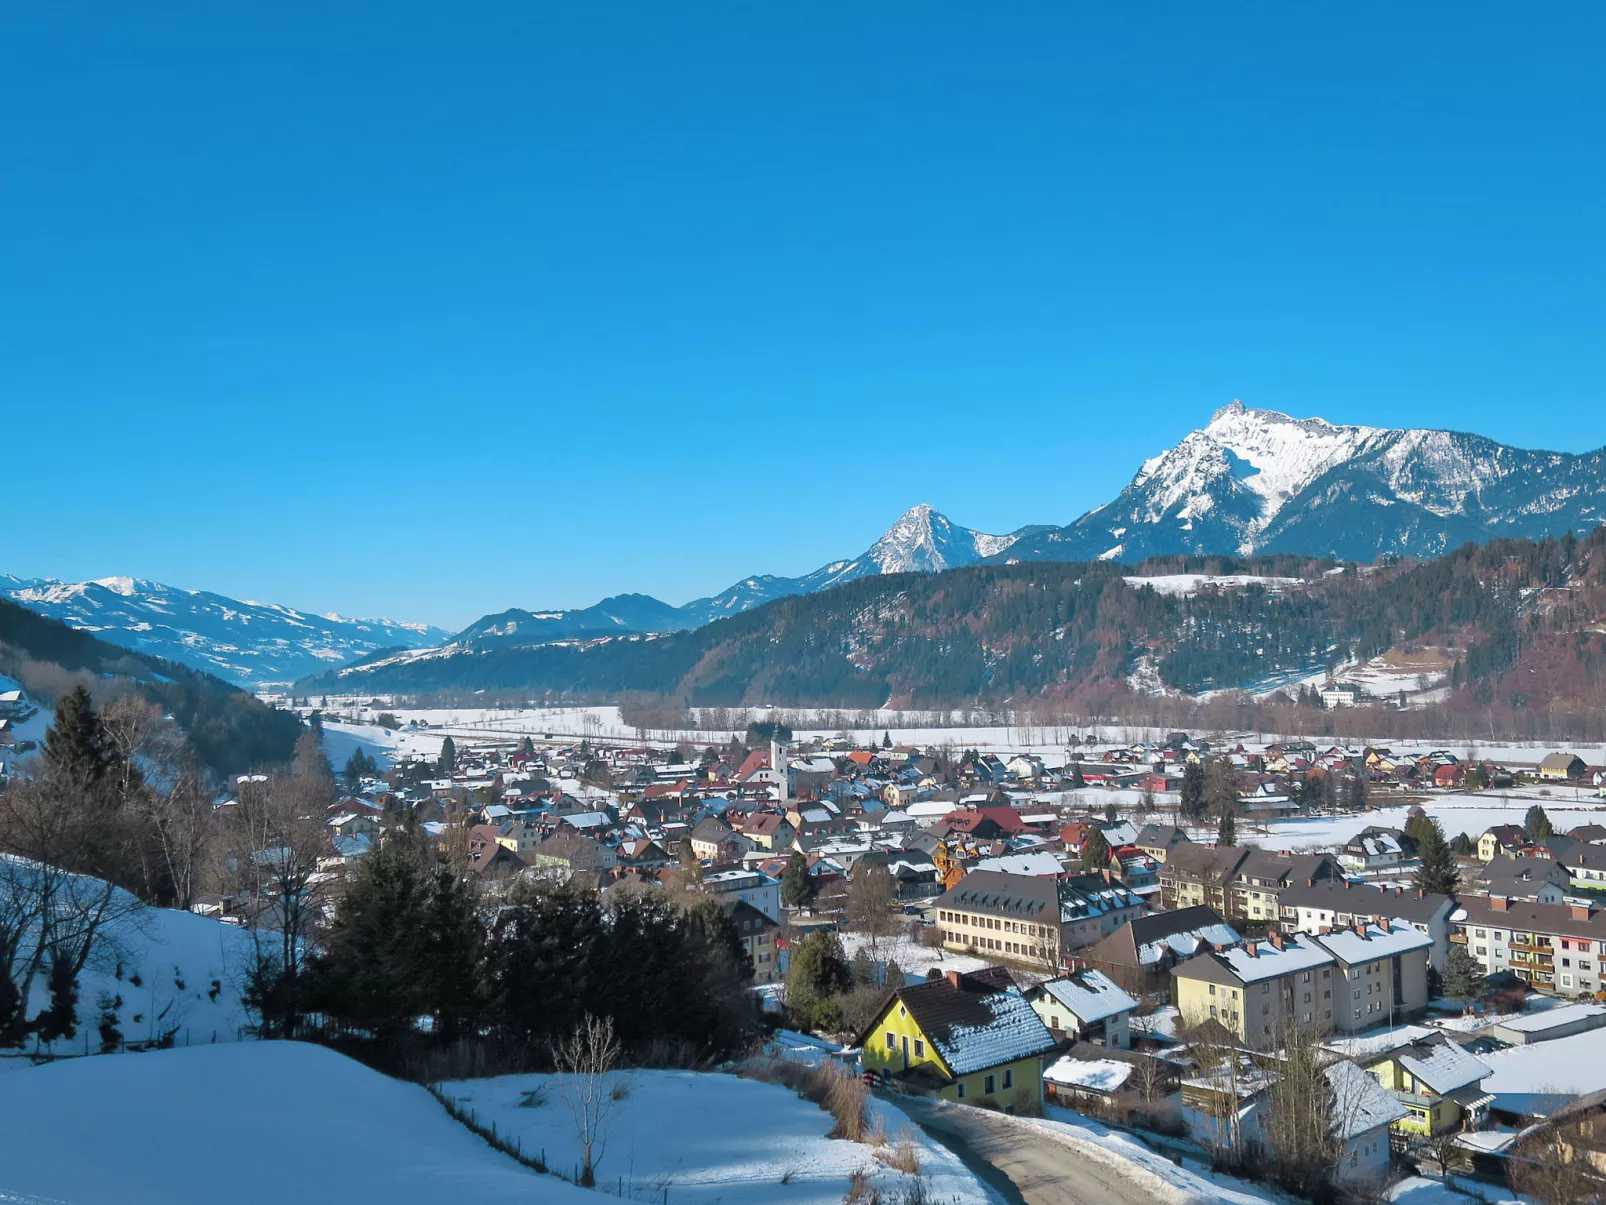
[1278,880,1455,970]
[935,869,1145,970]
[1161,844,1342,925]
[720,898,780,983]
[1172,931,1338,1046]
[1451,896,1606,997]
[703,868,781,922]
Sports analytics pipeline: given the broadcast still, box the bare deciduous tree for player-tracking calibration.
[555,1013,622,1187]
[212,772,334,1037]
[845,863,899,963]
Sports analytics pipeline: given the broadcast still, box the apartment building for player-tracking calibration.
[1452,896,1606,997]
[935,869,1145,969]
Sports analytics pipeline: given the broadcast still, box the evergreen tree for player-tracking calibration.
[1217,806,1237,848]
[1525,804,1553,842]
[784,932,852,1032]
[306,825,434,1040]
[43,685,113,790]
[439,736,457,776]
[1413,818,1461,897]
[851,945,876,988]
[884,961,905,990]
[518,736,535,757]
[417,867,483,1040]
[1346,771,1369,812]
[780,849,816,911]
[1081,825,1112,871]
[1450,832,1475,856]
[1442,944,1487,1002]
[1071,763,1086,789]
[882,731,892,750]
[1104,802,1118,824]
[1179,760,1206,823]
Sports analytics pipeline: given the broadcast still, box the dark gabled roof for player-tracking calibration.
[1162,843,1250,881]
[875,969,1056,1077]
[938,870,1057,919]
[1127,904,1232,947]
[1278,879,1451,924]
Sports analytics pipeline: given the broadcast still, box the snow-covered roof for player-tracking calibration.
[969,851,1065,877]
[1314,921,1433,964]
[1033,970,1138,1026]
[1326,1059,1407,1139]
[1043,1056,1134,1093]
[1396,1039,1491,1095]
[1324,1023,1438,1062]
[1494,1002,1606,1034]
[1137,921,1241,966]
[1215,933,1334,984]
[897,976,1057,1078]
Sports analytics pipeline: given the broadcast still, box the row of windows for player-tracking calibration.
[939,910,1050,938]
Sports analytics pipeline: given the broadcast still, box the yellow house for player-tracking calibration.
[860,967,1057,1111]
[1365,1036,1492,1138]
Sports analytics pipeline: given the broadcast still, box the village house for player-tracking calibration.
[1478,825,1530,862]
[1539,752,1591,783]
[702,868,781,922]
[1023,968,1139,1047]
[1363,1035,1493,1139]
[1133,823,1191,863]
[859,967,1057,1110]
[533,831,618,877]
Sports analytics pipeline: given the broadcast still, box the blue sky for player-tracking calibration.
[4,3,1603,630]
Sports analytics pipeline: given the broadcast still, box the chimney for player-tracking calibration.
[1418,888,1425,898]
[945,970,965,990]
[1246,943,1259,958]
[1491,895,1509,912]
[1268,931,1284,951]
[1571,903,1593,921]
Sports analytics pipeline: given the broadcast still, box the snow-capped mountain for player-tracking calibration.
[0,575,450,685]
[451,505,1043,647]
[1001,401,1606,564]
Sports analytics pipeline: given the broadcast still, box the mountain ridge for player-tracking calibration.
[0,575,450,686]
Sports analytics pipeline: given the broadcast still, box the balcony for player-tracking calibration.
[1510,940,1551,954]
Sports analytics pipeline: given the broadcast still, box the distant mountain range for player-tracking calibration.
[454,503,1049,648]
[11,404,1606,690]
[0,576,449,686]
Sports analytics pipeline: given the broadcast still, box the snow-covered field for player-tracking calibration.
[297,699,1606,771]
[0,1042,595,1205]
[438,1069,1000,1205]
[1256,795,1606,849]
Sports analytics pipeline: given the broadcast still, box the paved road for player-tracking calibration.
[887,1095,1162,1205]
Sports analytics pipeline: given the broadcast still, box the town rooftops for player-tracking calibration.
[1326,1059,1408,1139]
[1118,905,1241,966]
[1277,879,1451,925]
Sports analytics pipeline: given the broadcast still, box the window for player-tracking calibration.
[1209,984,1217,996]
[984,1074,996,1095]
[1003,1069,1014,1089]
[914,1040,925,1058]
[886,1032,897,1050]
[1263,984,1271,994]
[956,1081,966,1099]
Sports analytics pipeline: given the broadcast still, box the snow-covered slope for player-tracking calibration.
[1005,401,1606,564]
[0,575,450,685]
[0,1042,594,1205]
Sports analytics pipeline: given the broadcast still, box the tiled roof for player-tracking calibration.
[1313,920,1433,964]
[1210,932,1335,984]
[1395,1037,1490,1095]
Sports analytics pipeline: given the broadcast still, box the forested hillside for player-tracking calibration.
[302,530,1606,733]
[0,598,304,776]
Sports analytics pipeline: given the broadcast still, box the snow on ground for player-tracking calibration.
[438,1069,1000,1205]
[1122,574,1302,596]
[839,931,989,980]
[0,1042,593,1205]
[1388,1176,1522,1205]
[1030,1106,1280,1205]
[1480,1024,1606,1096]
[1256,795,1606,849]
[1,858,256,1055]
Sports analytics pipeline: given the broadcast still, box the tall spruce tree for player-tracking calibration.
[1442,944,1486,1002]
[780,849,816,911]
[1081,825,1111,871]
[1525,804,1554,841]
[1180,760,1206,823]
[43,685,113,790]
[1217,806,1237,848]
[1413,818,1461,896]
[438,736,457,775]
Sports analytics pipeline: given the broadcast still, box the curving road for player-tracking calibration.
[887,1095,1162,1205]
